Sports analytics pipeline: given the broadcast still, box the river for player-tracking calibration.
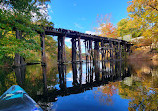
[0,60,158,111]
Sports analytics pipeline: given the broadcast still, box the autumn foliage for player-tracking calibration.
[95,14,118,38]
[127,0,158,47]
[96,0,158,50]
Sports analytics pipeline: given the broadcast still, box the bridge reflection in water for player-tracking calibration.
[37,60,131,104]
[2,59,158,111]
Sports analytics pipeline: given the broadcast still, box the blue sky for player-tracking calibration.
[48,0,129,32]
[47,0,130,50]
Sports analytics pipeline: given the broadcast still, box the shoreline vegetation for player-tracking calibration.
[128,46,158,61]
[0,0,157,68]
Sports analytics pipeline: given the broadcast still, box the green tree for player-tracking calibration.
[0,0,51,65]
[117,18,142,38]
[127,0,158,44]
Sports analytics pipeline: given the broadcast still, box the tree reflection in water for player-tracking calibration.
[95,60,158,111]
[0,60,158,111]
[93,60,130,106]
[119,60,158,111]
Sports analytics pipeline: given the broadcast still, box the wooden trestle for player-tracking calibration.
[39,27,132,64]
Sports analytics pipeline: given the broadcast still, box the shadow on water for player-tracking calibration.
[0,60,158,111]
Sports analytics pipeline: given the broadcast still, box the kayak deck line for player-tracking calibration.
[0,85,43,111]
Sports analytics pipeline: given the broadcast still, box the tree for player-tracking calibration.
[0,0,51,66]
[95,14,118,38]
[127,0,158,45]
[117,18,142,38]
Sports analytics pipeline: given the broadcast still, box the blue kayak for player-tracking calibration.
[0,85,43,111]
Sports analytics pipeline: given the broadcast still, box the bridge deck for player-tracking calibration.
[44,27,131,45]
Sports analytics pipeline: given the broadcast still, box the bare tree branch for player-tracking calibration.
[149,5,158,11]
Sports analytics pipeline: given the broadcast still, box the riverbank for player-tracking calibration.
[128,46,158,61]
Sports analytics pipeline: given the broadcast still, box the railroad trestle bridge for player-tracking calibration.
[39,26,132,65]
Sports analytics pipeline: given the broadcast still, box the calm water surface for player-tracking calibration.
[0,60,158,111]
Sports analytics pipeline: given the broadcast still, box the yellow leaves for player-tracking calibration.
[127,4,135,13]
[142,29,152,37]
[125,0,158,47]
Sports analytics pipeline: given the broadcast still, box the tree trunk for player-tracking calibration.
[14,29,25,66]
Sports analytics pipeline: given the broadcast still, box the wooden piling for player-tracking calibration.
[78,37,82,62]
[101,40,104,61]
[58,36,61,63]
[40,32,46,65]
[86,40,89,62]
[89,39,92,62]
[109,41,113,60]
[63,36,66,62]
[58,35,66,64]
[116,43,118,60]
[118,42,122,59]
[94,41,99,63]
[72,38,77,63]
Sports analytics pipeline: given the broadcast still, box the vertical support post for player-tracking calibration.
[109,41,113,60]
[113,42,116,60]
[104,43,107,61]
[112,42,114,60]
[101,40,104,61]
[72,38,76,63]
[84,40,86,62]
[107,44,109,60]
[40,32,46,65]
[127,45,129,55]
[58,35,66,64]
[78,36,82,62]
[89,39,92,62]
[123,43,127,58]
[63,36,66,62]
[94,41,99,63]
[119,42,122,59]
[86,40,89,62]
[105,48,107,60]
[116,42,119,59]
[116,41,121,59]
[58,36,61,63]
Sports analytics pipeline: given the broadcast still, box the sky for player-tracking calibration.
[47,0,130,50]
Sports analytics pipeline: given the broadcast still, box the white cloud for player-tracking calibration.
[74,23,83,29]
[85,30,101,35]
[65,38,71,42]
[85,31,96,35]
